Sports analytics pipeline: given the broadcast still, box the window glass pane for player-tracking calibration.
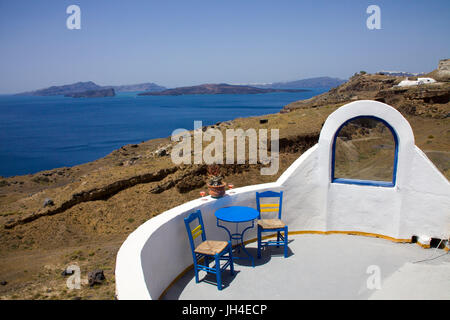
[334,117,396,182]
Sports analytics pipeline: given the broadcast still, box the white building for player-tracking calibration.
[397,77,436,87]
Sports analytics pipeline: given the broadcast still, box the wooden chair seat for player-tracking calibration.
[195,240,229,256]
[257,218,286,230]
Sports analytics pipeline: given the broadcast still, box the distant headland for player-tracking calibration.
[64,88,116,98]
[252,76,346,89]
[138,83,309,96]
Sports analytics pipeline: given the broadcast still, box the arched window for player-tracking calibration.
[331,116,398,187]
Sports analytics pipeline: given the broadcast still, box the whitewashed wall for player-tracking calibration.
[115,100,450,300]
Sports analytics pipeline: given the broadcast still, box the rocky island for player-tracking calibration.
[16,81,166,97]
[138,83,309,96]
[64,88,115,98]
[18,81,103,96]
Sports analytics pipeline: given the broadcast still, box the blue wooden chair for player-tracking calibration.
[184,210,234,290]
[256,191,288,258]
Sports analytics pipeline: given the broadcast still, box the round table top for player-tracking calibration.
[215,206,259,223]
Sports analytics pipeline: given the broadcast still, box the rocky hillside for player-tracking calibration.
[425,59,450,82]
[283,71,450,119]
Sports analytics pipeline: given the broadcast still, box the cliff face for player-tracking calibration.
[436,59,450,81]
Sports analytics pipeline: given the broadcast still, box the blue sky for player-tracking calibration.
[0,0,449,93]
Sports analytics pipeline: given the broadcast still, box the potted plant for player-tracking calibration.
[206,164,226,198]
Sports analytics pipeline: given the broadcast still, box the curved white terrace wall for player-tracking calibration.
[115,100,450,300]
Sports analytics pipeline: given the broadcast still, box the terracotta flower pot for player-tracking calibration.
[207,182,227,198]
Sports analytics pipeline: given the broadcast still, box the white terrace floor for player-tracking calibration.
[162,234,450,300]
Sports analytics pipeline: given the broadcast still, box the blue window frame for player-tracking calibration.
[331,116,399,187]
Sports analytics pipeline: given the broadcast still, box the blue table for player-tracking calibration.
[215,206,259,267]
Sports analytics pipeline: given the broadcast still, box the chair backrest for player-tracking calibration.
[184,210,206,253]
[256,190,283,220]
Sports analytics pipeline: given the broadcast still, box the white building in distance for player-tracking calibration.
[397,77,436,87]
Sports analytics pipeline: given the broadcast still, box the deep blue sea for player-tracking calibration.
[0,89,328,177]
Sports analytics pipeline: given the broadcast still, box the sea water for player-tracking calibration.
[0,89,328,177]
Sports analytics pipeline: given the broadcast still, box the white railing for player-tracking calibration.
[115,182,280,300]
